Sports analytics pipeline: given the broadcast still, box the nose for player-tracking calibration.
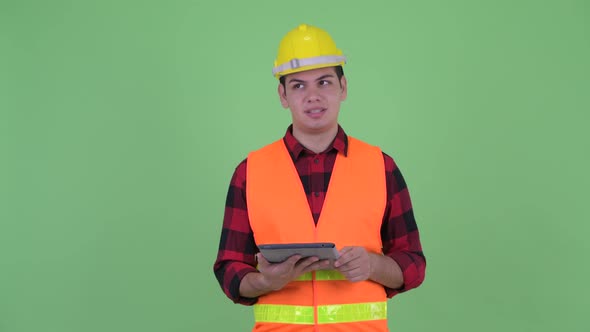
[305,86,322,103]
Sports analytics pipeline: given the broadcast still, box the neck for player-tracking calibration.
[292,125,338,154]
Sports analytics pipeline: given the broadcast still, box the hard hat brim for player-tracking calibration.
[273,55,346,79]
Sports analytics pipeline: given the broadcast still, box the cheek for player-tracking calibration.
[288,90,306,101]
[327,95,343,106]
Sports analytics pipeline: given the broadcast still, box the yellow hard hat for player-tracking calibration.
[272,24,346,79]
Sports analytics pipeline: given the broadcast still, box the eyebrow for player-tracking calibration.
[287,74,336,85]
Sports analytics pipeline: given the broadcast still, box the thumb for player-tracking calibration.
[257,253,271,268]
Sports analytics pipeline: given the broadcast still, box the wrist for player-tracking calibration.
[368,253,378,281]
[255,272,284,292]
[240,272,275,298]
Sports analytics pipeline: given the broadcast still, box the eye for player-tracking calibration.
[319,80,331,86]
[291,83,304,90]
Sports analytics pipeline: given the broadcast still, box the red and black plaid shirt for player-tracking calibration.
[214,126,426,305]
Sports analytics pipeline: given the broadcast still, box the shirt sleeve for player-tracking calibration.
[213,159,260,305]
[381,152,426,297]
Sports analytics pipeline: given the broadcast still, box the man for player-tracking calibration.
[214,24,426,331]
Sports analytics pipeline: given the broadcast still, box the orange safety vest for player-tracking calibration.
[247,137,389,331]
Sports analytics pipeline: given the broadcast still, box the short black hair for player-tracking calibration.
[279,65,345,89]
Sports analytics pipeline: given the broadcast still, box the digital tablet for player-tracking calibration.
[258,242,339,263]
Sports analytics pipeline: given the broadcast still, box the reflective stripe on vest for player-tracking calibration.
[255,270,345,281]
[254,302,387,324]
[295,270,346,281]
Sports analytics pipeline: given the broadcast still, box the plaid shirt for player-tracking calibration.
[214,126,426,305]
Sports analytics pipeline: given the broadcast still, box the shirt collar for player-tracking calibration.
[283,125,349,161]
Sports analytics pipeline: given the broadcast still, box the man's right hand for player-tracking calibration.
[256,253,330,291]
[239,254,331,298]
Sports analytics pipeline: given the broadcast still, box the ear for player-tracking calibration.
[278,83,289,108]
[340,75,348,101]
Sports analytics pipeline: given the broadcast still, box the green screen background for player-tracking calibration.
[1,0,589,331]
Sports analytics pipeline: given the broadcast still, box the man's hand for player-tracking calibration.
[256,253,330,291]
[333,246,373,282]
[334,246,405,289]
[239,254,331,298]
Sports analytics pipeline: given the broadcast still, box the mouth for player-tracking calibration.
[305,108,326,114]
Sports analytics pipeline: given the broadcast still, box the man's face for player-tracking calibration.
[278,67,347,137]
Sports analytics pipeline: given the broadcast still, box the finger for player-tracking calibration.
[334,250,358,268]
[260,254,300,272]
[283,254,302,267]
[321,259,334,270]
[338,246,354,256]
[300,259,331,273]
[294,256,320,270]
[336,260,361,273]
[340,266,368,282]
[336,255,371,274]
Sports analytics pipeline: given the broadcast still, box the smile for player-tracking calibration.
[305,108,326,114]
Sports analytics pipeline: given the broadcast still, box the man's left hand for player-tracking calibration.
[333,246,374,282]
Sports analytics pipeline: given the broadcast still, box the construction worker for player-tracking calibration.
[214,24,426,331]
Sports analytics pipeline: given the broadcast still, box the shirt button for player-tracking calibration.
[314,158,319,164]
[314,192,320,197]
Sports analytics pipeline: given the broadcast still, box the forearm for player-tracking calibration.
[239,271,274,298]
[380,154,426,294]
[369,253,404,290]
